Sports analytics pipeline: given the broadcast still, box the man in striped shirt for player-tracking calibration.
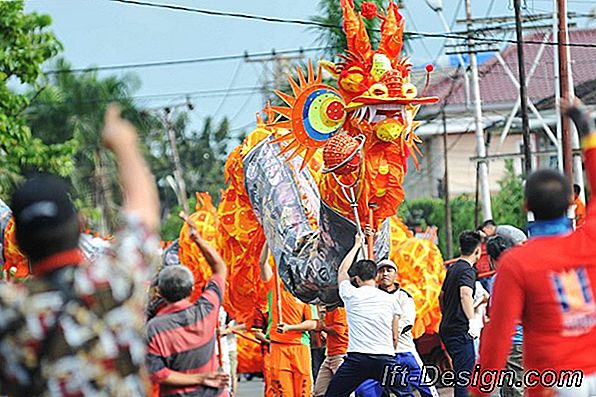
[146,228,229,397]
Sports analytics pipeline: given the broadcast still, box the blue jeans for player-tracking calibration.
[324,353,396,397]
[354,352,439,397]
[441,333,476,397]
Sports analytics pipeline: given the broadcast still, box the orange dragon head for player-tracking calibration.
[265,0,438,228]
[321,0,437,149]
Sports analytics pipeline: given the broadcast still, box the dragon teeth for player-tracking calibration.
[358,106,368,123]
[368,106,377,124]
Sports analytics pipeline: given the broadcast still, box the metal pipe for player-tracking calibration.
[466,0,492,220]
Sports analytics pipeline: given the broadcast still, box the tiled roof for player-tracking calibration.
[423,28,596,110]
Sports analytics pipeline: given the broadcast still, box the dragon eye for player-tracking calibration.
[401,83,417,99]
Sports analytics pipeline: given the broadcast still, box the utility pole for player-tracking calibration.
[164,107,190,214]
[513,0,533,174]
[466,0,492,220]
[442,110,453,259]
[246,50,304,106]
[557,0,573,179]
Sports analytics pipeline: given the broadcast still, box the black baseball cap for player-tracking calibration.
[11,174,77,232]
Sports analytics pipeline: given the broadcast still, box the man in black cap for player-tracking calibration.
[0,105,160,396]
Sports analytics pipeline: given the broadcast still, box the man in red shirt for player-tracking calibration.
[471,103,596,397]
[476,220,497,293]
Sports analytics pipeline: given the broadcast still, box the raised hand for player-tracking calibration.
[102,104,138,152]
[354,233,364,248]
[563,97,595,138]
[179,211,202,243]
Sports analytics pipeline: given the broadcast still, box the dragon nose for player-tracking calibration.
[366,83,389,98]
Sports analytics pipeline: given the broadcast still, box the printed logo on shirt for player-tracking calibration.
[550,267,596,336]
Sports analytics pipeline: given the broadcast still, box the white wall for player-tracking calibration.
[403,132,524,199]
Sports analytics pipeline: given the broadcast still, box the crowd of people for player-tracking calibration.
[0,100,594,397]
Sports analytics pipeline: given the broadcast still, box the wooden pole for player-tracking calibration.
[513,0,533,174]
[557,0,573,178]
[274,262,283,324]
[216,316,224,369]
[442,110,454,259]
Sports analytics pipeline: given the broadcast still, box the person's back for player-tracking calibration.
[146,265,227,397]
[0,105,160,397]
[341,280,397,354]
[0,222,158,396]
[258,243,318,397]
[324,236,402,397]
[574,184,586,228]
[489,224,596,374]
[266,276,317,346]
[472,102,596,397]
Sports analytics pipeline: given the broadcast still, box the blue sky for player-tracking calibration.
[25,0,595,137]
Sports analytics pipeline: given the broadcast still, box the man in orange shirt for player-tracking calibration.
[252,306,274,397]
[313,306,349,396]
[258,243,318,397]
[574,184,586,228]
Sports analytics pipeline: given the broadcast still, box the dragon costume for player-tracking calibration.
[0,3,446,362]
[178,0,445,339]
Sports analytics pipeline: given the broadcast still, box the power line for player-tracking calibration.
[107,0,596,49]
[40,2,596,76]
[43,46,333,74]
[26,86,264,110]
[534,0,596,4]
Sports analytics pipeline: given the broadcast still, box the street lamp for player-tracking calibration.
[425,0,443,12]
[425,0,470,108]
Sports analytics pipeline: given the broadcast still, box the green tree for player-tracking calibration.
[399,194,476,258]
[145,114,235,207]
[26,59,156,231]
[139,111,240,239]
[492,160,526,230]
[0,0,75,195]
[310,0,404,60]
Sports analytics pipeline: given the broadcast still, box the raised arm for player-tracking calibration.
[258,242,273,282]
[102,104,159,231]
[338,234,363,284]
[566,101,596,224]
[189,229,227,279]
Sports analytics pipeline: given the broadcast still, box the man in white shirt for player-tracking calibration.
[324,235,402,397]
[355,259,439,397]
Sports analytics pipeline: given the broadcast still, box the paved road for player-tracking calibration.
[236,380,462,396]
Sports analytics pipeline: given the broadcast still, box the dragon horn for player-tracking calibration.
[341,0,373,63]
[378,1,405,60]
